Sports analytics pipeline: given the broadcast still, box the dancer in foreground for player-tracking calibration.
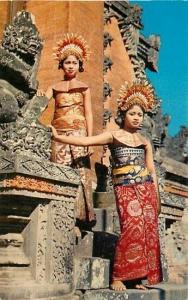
[48,80,162,290]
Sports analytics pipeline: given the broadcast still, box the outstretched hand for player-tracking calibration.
[37,89,46,97]
[88,146,94,156]
[47,125,58,139]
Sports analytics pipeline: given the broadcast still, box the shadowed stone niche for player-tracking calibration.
[0,11,80,300]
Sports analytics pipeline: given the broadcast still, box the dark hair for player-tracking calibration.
[115,110,125,128]
[58,57,84,72]
[115,105,145,128]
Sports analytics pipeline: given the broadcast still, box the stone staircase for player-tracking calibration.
[74,206,188,300]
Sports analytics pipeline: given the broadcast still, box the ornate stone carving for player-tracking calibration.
[36,203,48,282]
[183,139,188,164]
[103,109,112,126]
[0,154,80,185]
[0,11,43,122]
[165,126,188,163]
[104,2,160,78]
[104,32,113,49]
[161,205,184,219]
[138,35,160,72]
[164,219,188,283]
[0,122,51,159]
[0,11,54,161]
[104,5,115,25]
[3,175,78,197]
[51,199,75,283]
[103,56,113,73]
[158,217,169,280]
[103,82,113,99]
[131,56,146,80]
[141,99,171,148]
[105,2,143,28]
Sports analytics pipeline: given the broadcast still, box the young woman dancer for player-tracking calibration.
[38,34,95,227]
[48,80,162,290]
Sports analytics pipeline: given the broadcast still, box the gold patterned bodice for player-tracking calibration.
[52,89,86,131]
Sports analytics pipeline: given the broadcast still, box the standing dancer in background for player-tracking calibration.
[48,80,162,290]
[38,34,95,230]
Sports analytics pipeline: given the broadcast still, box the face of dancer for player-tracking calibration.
[124,105,144,130]
[62,55,79,78]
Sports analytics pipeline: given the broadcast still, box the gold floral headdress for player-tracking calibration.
[117,80,155,112]
[53,33,90,62]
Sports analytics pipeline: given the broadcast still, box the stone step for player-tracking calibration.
[93,208,120,234]
[75,256,110,290]
[33,294,80,300]
[82,283,188,300]
[0,267,32,279]
[0,283,75,299]
[75,231,93,257]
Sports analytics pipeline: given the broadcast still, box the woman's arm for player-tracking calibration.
[49,125,113,146]
[45,86,53,100]
[145,140,161,215]
[84,88,93,137]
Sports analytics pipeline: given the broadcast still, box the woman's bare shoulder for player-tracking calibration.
[75,79,89,89]
[51,81,65,90]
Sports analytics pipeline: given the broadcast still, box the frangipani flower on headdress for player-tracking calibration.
[117,80,155,112]
[53,33,91,62]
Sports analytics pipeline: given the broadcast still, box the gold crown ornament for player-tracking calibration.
[53,33,91,62]
[117,80,155,112]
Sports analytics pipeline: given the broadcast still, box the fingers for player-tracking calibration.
[37,89,45,96]
[88,146,94,156]
[47,124,53,129]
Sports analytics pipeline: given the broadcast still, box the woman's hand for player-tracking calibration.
[48,125,58,139]
[88,146,94,156]
[37,89,46,97]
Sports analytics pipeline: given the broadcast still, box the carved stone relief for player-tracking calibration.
[51,199,75,283]
[36,203,48,282]
[104,32,113,49]
[103,56,113,74]
[103,82,113,100]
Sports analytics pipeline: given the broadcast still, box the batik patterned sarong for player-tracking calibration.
[51,129,95,222]
[112,182,162,285]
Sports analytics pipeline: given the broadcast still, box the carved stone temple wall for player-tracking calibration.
[0,10,81,300]
[0,1,188,300]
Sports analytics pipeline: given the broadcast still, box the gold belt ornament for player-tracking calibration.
[112,165,149,177]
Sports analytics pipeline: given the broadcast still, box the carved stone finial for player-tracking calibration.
[148,35,161,51]
[118,4,143,29]
[103,56,113,73]
[166,126,188,163]
[0,11,51,159]
[103,82,113,99]
[104,6,115,24]
[103,109,112,126]
[0,10,43,122]
[104,32,113,49]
